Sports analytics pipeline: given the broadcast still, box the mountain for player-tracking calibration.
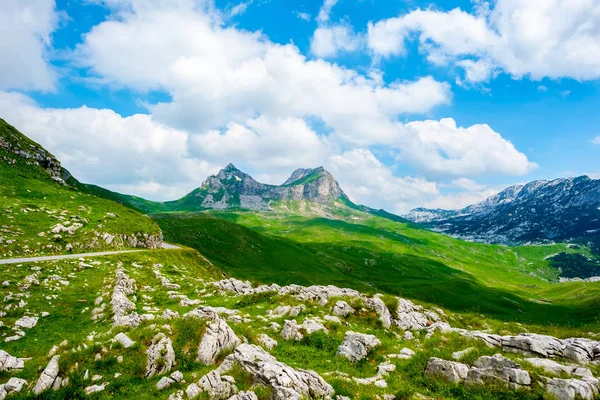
[0,118,162,258]
[405,176,600,245]
[88,163,354,213]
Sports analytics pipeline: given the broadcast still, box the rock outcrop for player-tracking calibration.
[198,318,241,364]
[337,331,381,362]
[218,344,334,399]
[146,333,176,378]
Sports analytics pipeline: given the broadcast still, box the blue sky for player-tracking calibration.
[1,0,599,213]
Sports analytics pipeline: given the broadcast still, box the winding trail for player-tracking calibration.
[0,242,180,265]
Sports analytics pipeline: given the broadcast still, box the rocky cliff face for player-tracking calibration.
[184,164,349,211]
[0,118,67,184]
[405,176,600,245]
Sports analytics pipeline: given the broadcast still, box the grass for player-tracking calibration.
[0,130,161,258]
[153,211,600,328]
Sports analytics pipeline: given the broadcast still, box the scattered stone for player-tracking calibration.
[337,331,381,362]
[452,347,477,361]
[33,355,60,395]
[280,320,303,341]
[198,318,241,365]
[466,354,531,389]
[84,383,108,394]
[114,332,135,348]
[365,297,392,329]
[14,316,38,329]
[425,358,469,383]
[198,371,237,400]
[332,300,355,317]
[546,378,599,400]
[0,351,25,371]
[257,333,278,350]
[145,333,176,378]
[217,343,334,399]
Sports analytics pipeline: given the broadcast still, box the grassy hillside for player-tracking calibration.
[154,210,600,328]
[0,119,162,257]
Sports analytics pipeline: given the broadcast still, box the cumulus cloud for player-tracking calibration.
[329,149,439,213]
[310,23,362,58]
[368,0,600,82]
[592,136,600,145]
[401,118,538,176]
[317,0,339,23]
[0,0,537,213]
[0,0,62,91]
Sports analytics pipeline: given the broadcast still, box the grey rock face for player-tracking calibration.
[198,318,241,364]
[178,164,350,211]
[424,358,469,383]
[114,332,135,348]
[229,391,259,400]
[198,371,237,400]
[218,343,334,399]
[395,298,429,330]
[280,320,304,341]
[145,333,176,378]
[337,331,381,362]
[257,333,278,350]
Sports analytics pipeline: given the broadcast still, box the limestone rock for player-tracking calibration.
[280,320,303,341]
[0,351,25,371]
[452,347,477,361]
[332,301,355,317]
[114,332,135,348]
[218,343,334,399]
[337,331,381,362]
[33,355,60,395]
[301,319,328,335]
[145,333,176,378]
[546,378,598,400]
[14,316,38,329]
[198,371,237,400]
[198,318,241,365]
[424,358,469,383]
[365,297,392,329]
[229,391,259,400]
[395,299,429,331]
[257,334,278,350]
[466,354,531,389]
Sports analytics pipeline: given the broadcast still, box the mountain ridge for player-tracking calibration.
[405,175,600,245]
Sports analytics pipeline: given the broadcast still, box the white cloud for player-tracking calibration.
[538,85,548,92]
[228,0,252,18]
[368,1,600,82]
[317,0,339,23]
[310,23,362,58]
[295,11,311,21]
[399,118,537,176]
[0,0,62,91]
[0,0,538,213]
[592,136,600,145]
[329,149,438,213]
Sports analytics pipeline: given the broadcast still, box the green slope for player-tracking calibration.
[153,210,600,328]
[0,118,162,257]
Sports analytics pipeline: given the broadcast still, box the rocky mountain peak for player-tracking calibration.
[405,175,600,245]
[187,164,349,211]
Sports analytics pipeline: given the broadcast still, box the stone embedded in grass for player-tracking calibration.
[14,316,38,329]
[114,332,135,348]
[197,318,241,365]
[452,347,477,360]
[0,377,27,398]
[256,333,277,350]
[280,319,303,341]
[545,377,598,400]
[217,343,334,399]
[301,319,328,335]
[33,355,60,395]
[525,358,595,379]
[337,331,381,362]
[145,333,176,378]
[365,296,392,329]
[424,357,469,383]
[395,298,430,331]
[465,354,531,389]
[0,351,26,371]
[84,383,108,395]
[229,391,258,400]
[197,370,237,400]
